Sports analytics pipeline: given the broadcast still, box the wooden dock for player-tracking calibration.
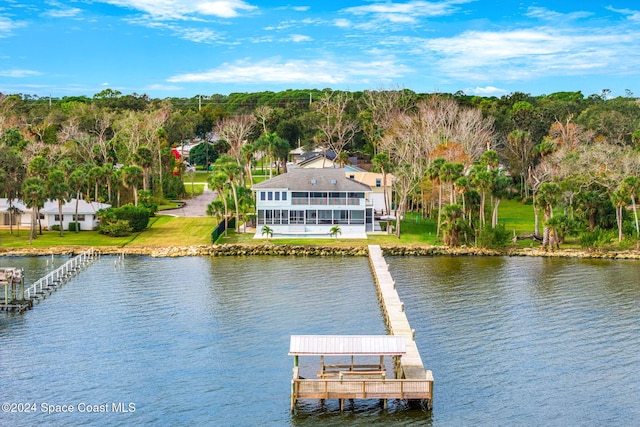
[289,245,433,412]
[367,244,434,409]
[1,248,100,312]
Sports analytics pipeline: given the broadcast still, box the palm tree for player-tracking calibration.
[121,165,144,206]
[22,177,47,244]
[255,132,287,179]
[329,225,342,240]
[427,158,445,236]
[135,146,154,191]
[537,182,561,250]
[241,143,256,186]
[46,169,71,237]
[208,172,230,236]
[88,165,105,201]
[440,204,467,247]
[215,155,243,232]
[68,168,86,233]
[621,176,640,238]
[261,225,273,239]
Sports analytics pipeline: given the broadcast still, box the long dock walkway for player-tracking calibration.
[0,248,100,312]
[367,244,434,409]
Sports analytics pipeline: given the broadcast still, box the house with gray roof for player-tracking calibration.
[252,168,373,238]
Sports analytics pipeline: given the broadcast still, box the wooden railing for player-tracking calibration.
[292,377,432,400]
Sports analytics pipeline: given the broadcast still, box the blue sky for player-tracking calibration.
[1,0,639,98]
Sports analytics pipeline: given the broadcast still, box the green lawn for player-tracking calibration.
[0,216,218,249]
[0,198,584,251]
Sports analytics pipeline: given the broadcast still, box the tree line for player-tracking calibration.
[1,87,639,247]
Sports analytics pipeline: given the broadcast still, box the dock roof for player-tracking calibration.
[289,335,406,356]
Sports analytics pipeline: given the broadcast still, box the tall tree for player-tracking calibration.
[214,155,243,232]
[214,114,256,163]
[313,91,358,161]
[46,169,71,236]
[121,165,144,206]
[22,177,47,243]
[208,172,230,236]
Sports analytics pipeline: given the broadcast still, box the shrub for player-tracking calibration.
[579,228,613,251]
[98,220,132,237]
[113,204,151,232]
[68,222,81,232]
[49,224,60,231]
[476,224,512,248]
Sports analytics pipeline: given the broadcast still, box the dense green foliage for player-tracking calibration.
[2,88,640,246]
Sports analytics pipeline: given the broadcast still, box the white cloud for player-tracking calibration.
[0,16,25,37]
[126,17,223,43]
[0,69,42,78]
[333,18,351,28]
[43,1,83,18]
[606,6,640,22]
[468,86,507,96]
[421,26,640,81]
[98,0,257,20]
[167,57,411,85]
[525,7,592,21]
[288,34,311,42]
[341,0,475,24]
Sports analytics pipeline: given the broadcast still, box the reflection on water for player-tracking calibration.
[1,255,639,426]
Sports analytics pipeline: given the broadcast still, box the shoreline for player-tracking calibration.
[1,244,640,259]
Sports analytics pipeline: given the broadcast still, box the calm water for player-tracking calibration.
[1,255,639,426]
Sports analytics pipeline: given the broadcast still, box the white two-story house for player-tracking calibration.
[252,168,373,238]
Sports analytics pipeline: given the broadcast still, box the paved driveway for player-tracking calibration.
[158,183,218,217]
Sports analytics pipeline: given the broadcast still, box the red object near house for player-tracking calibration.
[172,148,181,175]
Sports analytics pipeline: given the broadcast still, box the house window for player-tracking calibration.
[265,210,273,224]
[73,214,86,221]
[281,210,289,224]
[54,214,64,221]
[292,192,308,205]
[267,191,273,201]
[282,192,287,201]
[318,210,332,224]
[335,210,349,224]
[306,210,317,224]
[275,192,280,201]
[290,210,304,224]
[310,192,327,205]
[350,210,365,224]
[260,192,266,201]
[257,210,265,225]
[376,178,381,187]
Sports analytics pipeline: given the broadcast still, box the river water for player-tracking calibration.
[1,255,639,426]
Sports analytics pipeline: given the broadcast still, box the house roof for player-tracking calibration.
[252,168,371,192]
[0,199,28,212]
[40,199,111,214]
[289,335,406,356]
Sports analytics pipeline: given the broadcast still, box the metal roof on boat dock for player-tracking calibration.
[289,335,406,356]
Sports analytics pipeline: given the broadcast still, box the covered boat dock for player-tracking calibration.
[289,335,433,411]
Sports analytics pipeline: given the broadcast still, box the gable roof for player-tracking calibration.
[289,335,406,356]
[40,199,111,214]
[0,199,28,212]
[252,168,371,192]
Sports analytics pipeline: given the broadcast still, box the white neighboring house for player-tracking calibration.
[0,199,28,227]
[252,168,373,239]
[38,199,111,231]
